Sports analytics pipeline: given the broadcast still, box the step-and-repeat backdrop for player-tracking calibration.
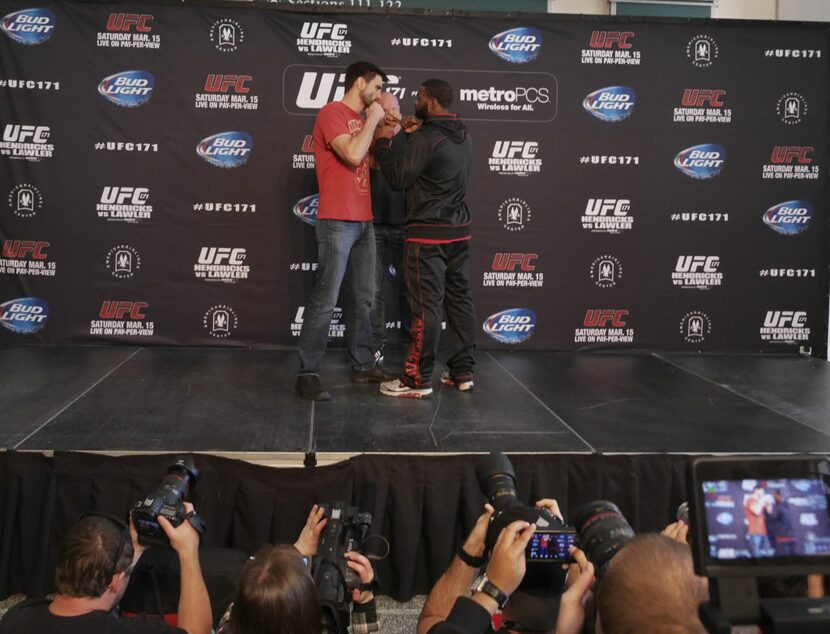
[0,1,827,352]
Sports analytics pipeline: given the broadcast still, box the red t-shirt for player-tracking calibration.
[313,101,372,221]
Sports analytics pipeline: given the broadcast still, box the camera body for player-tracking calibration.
[688,455,830,632]
[132,455,201,547]
[312,501,372,634]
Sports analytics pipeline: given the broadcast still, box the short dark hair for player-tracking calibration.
[344,61,388,92]
[597,534,707,634]
[54,515,134,598]
[229,545,321,634]
[422,78,453,109]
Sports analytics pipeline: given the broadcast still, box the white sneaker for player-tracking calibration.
[440,372,474,392]
[379,379,433,399]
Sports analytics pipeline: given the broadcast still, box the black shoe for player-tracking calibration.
[351,364,396,384]
[295,374,331,401]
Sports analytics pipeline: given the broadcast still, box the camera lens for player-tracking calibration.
[572,500,634,579]
[476,452,519,512]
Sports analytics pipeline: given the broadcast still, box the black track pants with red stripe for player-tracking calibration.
[402,239,476,388]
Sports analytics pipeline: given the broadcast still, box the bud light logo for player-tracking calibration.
[674,144,725,179]
[98,70,155,108]
[583,86,636,122]
[483,308,536,344]
[196,131,252,168]
[293,194,318,226]
[763,200,812,235]
[1,8,56,45]
[489,27,542,64]
[0,297,48,333]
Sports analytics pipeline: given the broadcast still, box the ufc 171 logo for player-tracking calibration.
[675,256,719,273]
[585,199,630,216]
[764,310,806,328]
[2,240,48,259]
[681,89,725,107]
[198,247,246,265]
[204,74,251,93]
[492,141,538,159]
[106,13,153,32]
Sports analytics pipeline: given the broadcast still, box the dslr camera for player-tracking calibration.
[476,453,575,591]
[131,455,205,547]
[312,495,374,634]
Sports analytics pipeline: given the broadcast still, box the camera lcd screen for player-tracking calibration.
[702,478,830,560]
[526,530,576,561]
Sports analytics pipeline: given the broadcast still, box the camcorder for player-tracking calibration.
[476,453,572,591]
[312,484,375,634]
[689,455,830,633]
[131,455,206,547]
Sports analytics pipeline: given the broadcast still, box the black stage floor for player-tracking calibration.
[1,345,829,454]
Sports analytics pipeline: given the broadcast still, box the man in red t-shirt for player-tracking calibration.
[296,61,396,401]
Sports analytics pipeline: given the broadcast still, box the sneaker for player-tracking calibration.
[295,374,331,401]
[440,372,474,392]
[351,364,396,384]
[379,379,433,399]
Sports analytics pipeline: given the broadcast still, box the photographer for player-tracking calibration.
[419,499,594,634]
[217,505,378,634]
[0,502,211,634]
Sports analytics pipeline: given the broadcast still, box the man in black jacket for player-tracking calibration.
[374,79,476,399]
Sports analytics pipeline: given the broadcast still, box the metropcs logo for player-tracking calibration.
[674,144,725,179]
[581,198,633,234]
[1,124,54,161]
[498,198,531,231]
[99,13,159,49]
[0,240,55,277]
[483,308,536,344]
[98,71,154,108]
[293,194,318,226]
[1,8,56,45]
[680,311,711,344]
[91,301,154,337]
[105,245,141,279]
[8,183,43,218]
[673,89,731,124]
[483,253,543,288]
[672,255,722,290]
[210,19,243,52]
[196,75,258,111]
[777,92,807,125]
[97,186,152,222]
[204,304,238,338]
[196,132,252,168]
[297,22,351,57]
[583,86,636,122]
[575,309,634,344]
[194,247,250,283]
[762,146,818,181]
[489,27,542,64]
[687,34,718,68]
[459,84,551,113]
[763,200,812,236]
[489,141,541,176]
[761,310,809,343]
[0,297,48,334]
[582,31,640,66]
[292,306,343,338]
[590,255,622,288]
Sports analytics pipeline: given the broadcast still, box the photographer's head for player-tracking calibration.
[596,534,707,634]
[230,544,321,634]
[54,514,135,603]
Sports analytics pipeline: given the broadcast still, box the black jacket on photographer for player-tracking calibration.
[374,112,475,391]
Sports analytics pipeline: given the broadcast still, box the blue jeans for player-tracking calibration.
[298,219,375,375]
[748,533,771,557]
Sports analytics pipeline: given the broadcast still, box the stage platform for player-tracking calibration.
[2,345,829,458]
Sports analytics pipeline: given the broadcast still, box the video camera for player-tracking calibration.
[689,455,830,633]
[312,485,375,634]
[131,455,206,547]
